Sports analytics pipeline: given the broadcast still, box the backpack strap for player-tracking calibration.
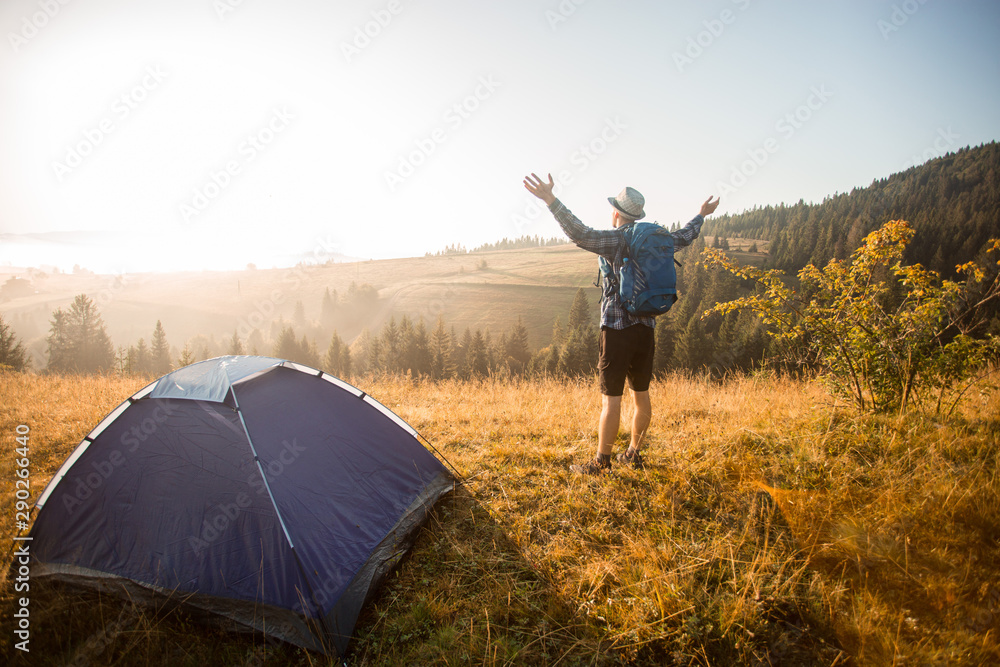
[595,226,633,290]
[596,256,614,291]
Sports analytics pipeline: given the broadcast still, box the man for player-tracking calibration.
[522,172,719,474]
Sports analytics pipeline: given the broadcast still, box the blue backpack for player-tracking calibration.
[598,222,680,317]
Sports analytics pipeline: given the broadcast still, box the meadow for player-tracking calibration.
[1,370,999,665]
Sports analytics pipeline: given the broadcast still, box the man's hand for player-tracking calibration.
[523,172,556,206]
[699,196,720,218]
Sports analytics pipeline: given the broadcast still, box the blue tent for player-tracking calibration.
[28,356,453,656]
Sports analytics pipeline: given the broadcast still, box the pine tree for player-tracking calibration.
[411,318,431,377]
[558,326,596,376]
[429,317,453,380]
[494,331,509,374]
[325,331,346,375]
[483,329,494,373]
[559,288,598,377]
[505,317,531,376]
[341,344,352,377]
[733,309,768,372]
[354,328,374,375]
[381,317,400,373]
[247,329,265,356]
[0,314,29,371]
[653,315,677,375]
[299,334,320,368]
[712,312,740,376]
[673,315,713,372]
[529,345,559,377]
[132,338,151,375]
[324,331,353,378]
[568,288,592,329]
[550,316,565,348]
[398,316,416,374]
[269,319,285,346]
[115,345,129,376]
[46,294,114,373]
[467,329,489,378]
[366,330,383,374]
[273,326,300,360]
[178,343,196,368]
[456,328,473,378]
[151,320,172,374]
[227,330,245,356]
[45,310,72,372]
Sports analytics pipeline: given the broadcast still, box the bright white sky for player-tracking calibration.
[1,0,998,273]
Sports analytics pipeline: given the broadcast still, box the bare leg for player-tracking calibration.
[598,394,622,456]
[629,390,651,452]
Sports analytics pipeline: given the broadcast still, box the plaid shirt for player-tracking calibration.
[548,198,704,330]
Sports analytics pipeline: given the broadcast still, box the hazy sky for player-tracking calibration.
[1,0,998,273]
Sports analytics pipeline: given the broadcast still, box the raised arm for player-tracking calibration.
[523,171,622,259]
[700,196,720,218]
[523,172,556,206]
[672,196,720,248]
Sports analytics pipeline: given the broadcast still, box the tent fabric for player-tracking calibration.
[149,354,280,403]
[27,356,453,656]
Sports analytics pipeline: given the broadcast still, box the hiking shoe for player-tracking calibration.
[616,448,645,469]
[570,455,612,476]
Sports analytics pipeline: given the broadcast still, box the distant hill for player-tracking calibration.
[705,141,1000,274]
[0,244,608,369]
[427,235,566,256]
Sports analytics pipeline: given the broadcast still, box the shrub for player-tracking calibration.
[701,221,1000,414]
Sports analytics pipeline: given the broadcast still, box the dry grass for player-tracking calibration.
[1,370,998,665]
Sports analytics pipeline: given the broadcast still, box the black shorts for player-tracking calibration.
[598,324,655,396]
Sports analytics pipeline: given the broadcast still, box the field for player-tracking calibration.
[2,371,999,665]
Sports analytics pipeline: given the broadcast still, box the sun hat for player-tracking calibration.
[608,186,645,220]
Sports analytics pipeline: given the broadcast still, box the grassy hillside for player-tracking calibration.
[2,371,998,665]
[1,240,764,371]
[1,244,606,365]
[705,141,1000,275]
